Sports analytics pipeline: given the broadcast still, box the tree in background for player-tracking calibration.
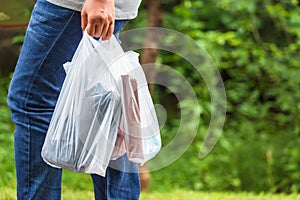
[138,0,164,192]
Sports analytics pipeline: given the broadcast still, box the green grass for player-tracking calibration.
[140,190,300,200]
[1,188,300,200]
[0,186,94,200]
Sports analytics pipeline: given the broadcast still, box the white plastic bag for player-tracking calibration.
[42,32,161,176]
[109,52,162,165]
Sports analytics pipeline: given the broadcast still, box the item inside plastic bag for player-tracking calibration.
[41,32,161,176]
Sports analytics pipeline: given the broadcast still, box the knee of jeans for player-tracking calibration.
[7,81,26,120]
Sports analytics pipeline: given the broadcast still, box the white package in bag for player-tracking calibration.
[42,32,161,176]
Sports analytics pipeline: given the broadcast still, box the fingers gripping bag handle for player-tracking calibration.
[41,32,122,177]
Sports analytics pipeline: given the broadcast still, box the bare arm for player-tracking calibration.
[81,0,115,40]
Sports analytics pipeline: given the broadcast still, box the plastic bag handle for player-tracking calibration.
[83,30,124,66]
[83,30,102,49]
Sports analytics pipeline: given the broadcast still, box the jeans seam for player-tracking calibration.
[18,117,31,200]
[23,10,77,111]
[28,118,33,199]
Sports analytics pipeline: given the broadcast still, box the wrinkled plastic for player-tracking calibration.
[41,32,161,176]
[109,52,162,164]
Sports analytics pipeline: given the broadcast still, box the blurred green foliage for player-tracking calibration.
[0,0,33,26]
[145,0,300,194]
[1,0,300,196]
[0,75,15,189]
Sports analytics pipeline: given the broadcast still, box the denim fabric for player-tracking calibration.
[7,0,140,199]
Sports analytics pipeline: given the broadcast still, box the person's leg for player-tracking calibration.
[91,154,140,200]
[8,0,83,199]
[8,1,138,198]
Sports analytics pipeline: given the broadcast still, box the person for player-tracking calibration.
[7,0,142,199]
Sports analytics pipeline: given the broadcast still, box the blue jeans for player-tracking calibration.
[7,0,140,199]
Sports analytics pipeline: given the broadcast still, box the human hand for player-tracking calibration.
[81,0,115,40]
